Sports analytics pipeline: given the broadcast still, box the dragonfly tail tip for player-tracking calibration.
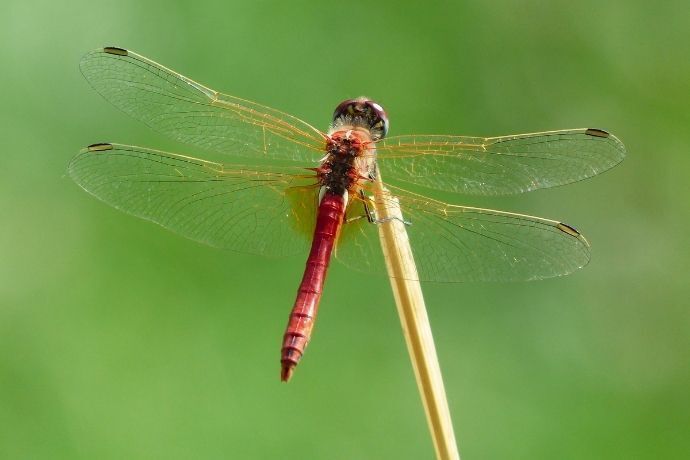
[280,363,295,382]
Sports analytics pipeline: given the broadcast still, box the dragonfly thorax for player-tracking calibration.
[319,129,376,196]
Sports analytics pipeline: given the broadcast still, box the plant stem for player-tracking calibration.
[372,175,460,460]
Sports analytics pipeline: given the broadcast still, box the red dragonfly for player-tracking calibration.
[71,47,626,381]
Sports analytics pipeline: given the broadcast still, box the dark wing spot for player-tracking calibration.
[585,128,610,138]
[87,143,114,152]
[556,222,581,237]
[103,47,128,56]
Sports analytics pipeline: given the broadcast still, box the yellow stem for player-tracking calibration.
[372,174,460,460]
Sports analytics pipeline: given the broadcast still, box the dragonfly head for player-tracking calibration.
[332,97,389,141]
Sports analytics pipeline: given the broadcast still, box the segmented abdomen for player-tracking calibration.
[280,191,345,382]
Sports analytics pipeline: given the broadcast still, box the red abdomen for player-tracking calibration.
[281,191,346,381]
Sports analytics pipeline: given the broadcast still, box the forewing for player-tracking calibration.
[69,143,318,257]
[80,47,326,164]
[377,129,626,195]
[336,185,590,282]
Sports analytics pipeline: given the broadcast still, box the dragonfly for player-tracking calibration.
[70,47,626,382]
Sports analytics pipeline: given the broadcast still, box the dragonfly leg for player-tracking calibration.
[361,190,377,223]
[358,190,412,226]
[344,190,376,224]
[374,216,412,226]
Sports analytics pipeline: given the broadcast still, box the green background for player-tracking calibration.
[1,1,688,459]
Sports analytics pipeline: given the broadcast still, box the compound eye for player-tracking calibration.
[332,98,360,121]
[366,101,389,140]
[332,98,389,141]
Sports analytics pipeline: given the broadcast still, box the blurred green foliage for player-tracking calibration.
[1,1,688,459]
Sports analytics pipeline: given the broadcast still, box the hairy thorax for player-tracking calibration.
[318,128,377,197]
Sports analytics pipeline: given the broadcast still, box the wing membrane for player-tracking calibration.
[336,185,590,282]
[69,143,318,256]
[80,47,326,164]
[77,47,617,279]
[377,129,626,195]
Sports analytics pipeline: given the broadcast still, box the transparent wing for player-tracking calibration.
[336,185,590,282]
[80,47,326,164]
[377,129,626,195]
[69,143,319,257]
